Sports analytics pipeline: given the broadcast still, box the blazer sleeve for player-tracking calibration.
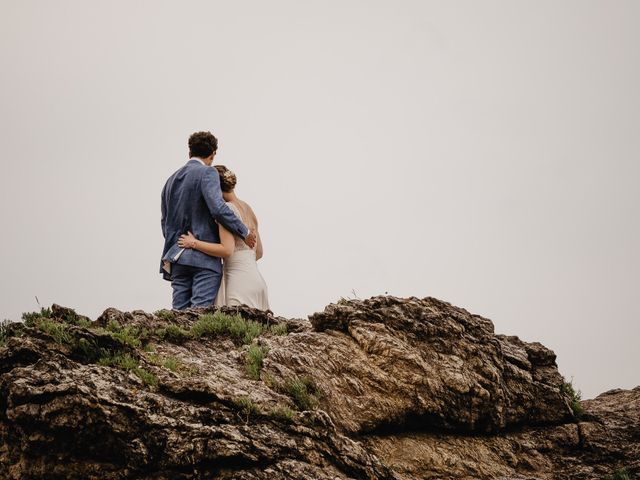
[201,168,249,239]
[161,182,167,238]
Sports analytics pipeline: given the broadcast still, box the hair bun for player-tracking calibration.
[214,165,237,192]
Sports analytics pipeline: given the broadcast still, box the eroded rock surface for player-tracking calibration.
[0,297,637,479]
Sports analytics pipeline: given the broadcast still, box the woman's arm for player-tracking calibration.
[248,206,264,260]
[178,227,235,258]
[255,230,264,260]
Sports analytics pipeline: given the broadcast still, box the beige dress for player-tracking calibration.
[214,202,269,310]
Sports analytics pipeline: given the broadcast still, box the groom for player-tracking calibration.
[160,131,256,310]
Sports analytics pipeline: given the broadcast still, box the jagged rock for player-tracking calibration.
[0,296,637,479]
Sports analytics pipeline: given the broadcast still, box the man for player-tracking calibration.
[160,131,256,309]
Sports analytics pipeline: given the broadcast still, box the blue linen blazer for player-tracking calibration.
[160,160,249,279]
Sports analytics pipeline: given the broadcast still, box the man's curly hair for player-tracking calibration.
[188,131,218,158]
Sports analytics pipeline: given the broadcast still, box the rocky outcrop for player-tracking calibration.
[0,297,637,479]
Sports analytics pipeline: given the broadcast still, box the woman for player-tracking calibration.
[177,165,269,310]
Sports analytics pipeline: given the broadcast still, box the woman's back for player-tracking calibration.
[215,200,269,310]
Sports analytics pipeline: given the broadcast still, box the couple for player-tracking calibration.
[160,131,269,311]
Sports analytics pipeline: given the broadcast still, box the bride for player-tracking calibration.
[177,165,269,310]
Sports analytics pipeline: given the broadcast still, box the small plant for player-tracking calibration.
[233,396,260,422]
[245,344,269,380]
[191,312,231,338]
[22,307,52,327]
[162,356,180,372]
[154,309,176,321]
[604,468,630,480]
[98,353,158,387]
[71,337,105,362]
[269,405,294,424]
[98,353,139,370]
[192,312,267,345]
[134,367,159,387]
[109,325,149,349]
[73,317,93,328]
[0,320,10,346]
[156,324,191,343]
[36,318,73,346]
[106,319,123,333]
[282,376,320,411]
[560,379,584,419]
[269,323,288,336]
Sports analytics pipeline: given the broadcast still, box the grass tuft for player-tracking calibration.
[560,379,584,419]
[269,323,288,336]
[0,320,10,346]
[245,344,269,380]
[269,405,294,424]
[162,356,180,372]
[604,469,630,480]
[233,396,260,422]
[22,308,52,327]
[98,353,158,387]
[281,376,320,411]
[109,325,149,349]
[192,312,267,345]
[156,324,191,343]
[154,309,176,321]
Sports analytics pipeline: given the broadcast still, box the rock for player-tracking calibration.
[0,297,637,479]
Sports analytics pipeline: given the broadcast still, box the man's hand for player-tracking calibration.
[244,230,257,249]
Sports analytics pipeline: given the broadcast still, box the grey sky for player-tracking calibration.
[1,0,638,399]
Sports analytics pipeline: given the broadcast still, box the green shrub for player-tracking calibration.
[22,307,52,327]
[162,356,180,372]
[36,318,72,346]
[604,468,630,480]
[0,321,9,346]
[282,376,320,411]
[560,379,584,418]
[245,345,269,380]
[109,325,149,349]
[154,309,176,321]
[74,317,93,328]
[233,396,260,421]
[191,312,231,338]
[71,337,105,362]
[98,353,158,387]
[105,319,123,333]
[134,367,158,387]
[269,405,294,424]
[156,324,191,343]
[98,353,138,370]
[269,323,288,336]
[192,312,267,345]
